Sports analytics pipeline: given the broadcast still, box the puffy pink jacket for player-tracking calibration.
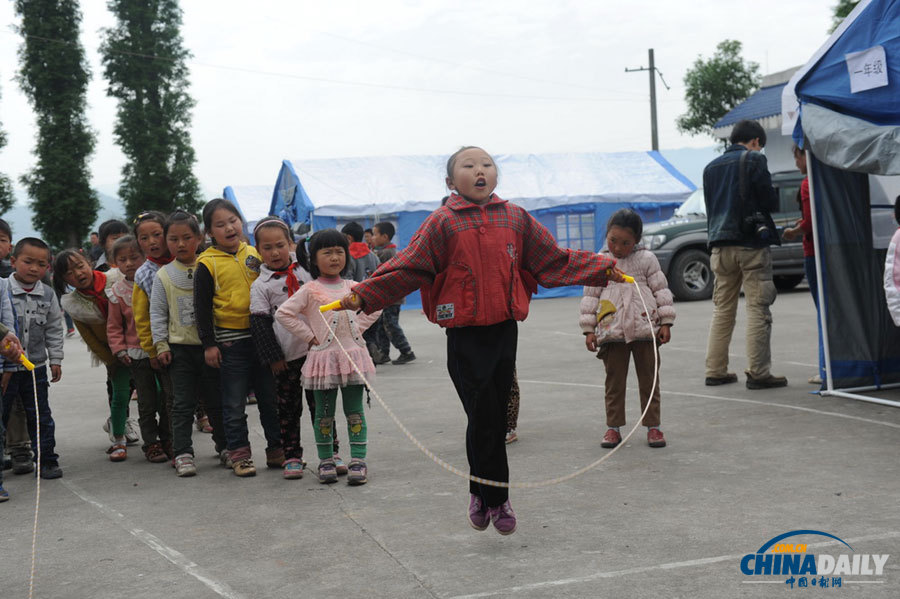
[579,248,675,343]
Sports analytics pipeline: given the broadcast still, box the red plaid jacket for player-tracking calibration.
[353,193,617,327]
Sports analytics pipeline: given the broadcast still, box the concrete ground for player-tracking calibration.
[1,287,899,598]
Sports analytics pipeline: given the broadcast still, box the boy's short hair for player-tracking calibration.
[0,218,12,241]
[373,221,395,240]
[729,120,767,148]
[111,234,142,262]
[341,222,365,243]
[12,237,51,260]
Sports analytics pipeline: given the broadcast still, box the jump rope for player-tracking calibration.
[17,273,655,595]
[317,271,662,489]
[3,346,40,598]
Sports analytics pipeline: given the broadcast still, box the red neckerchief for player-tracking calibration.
[272,263,301,297]
[148,255,174,266]
[385,243,397,249]
[349,242,370,259]
[80,271,109,318]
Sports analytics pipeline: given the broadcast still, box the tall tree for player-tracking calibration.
[100,0,202,218]
[0,81,14,216]
[15,0,99,248]
[831,0,860,33]
[677,40,761,138]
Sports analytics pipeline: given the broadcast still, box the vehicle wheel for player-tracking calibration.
[669,249,713,301]
[774,274,804,291]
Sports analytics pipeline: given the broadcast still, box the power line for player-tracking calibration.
[317,29,645,98]
[3,30,641,104]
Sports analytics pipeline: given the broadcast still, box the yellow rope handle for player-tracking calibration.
[317,277,660,488]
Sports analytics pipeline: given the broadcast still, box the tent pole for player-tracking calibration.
[820,390,900,409]
[805,150,833,392]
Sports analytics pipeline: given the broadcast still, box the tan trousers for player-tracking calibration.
[601,341,661,427]
[705,246,776,379]
[5,396,32,454]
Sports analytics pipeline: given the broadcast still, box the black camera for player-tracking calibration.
[743,212,771,241]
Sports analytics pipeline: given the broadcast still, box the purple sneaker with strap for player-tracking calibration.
[489,500,517,535]
[467,494,490,531]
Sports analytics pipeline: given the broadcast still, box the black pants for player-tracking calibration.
[446,320,517,508]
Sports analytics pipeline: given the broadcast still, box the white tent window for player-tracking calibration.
[555,213,594,251]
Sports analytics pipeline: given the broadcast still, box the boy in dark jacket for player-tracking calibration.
[370,222,415,365]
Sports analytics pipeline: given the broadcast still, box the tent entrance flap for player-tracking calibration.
[811,154,900,394]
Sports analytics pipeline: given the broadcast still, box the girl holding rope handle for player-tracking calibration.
[579,209,674,450]
[275,229,381,485]
[335,146,625,535]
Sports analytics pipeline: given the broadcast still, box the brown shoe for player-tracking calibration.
[232,458,257,477]
[705,373,738,386]
[107,443,127,462]
[746,374,788,390]
[145,442,169,463]
[647,428,667,448]
[266,447,285,469]
[600,428,621,448]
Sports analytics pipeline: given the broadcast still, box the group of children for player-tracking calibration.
[0,145,676,538]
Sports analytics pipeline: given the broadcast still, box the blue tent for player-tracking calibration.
[782,0,900,406]
[272,151,695,308]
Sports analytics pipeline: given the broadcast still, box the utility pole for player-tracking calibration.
[626,48,670,151]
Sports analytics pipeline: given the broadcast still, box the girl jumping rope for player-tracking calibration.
[275,229,381,485]
[337,146,623,535]
[580,209,674,449]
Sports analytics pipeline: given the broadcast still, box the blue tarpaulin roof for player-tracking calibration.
[714,83,785,128]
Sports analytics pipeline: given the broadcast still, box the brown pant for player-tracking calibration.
[601,341,661,427]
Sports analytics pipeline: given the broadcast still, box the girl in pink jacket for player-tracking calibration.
[275,229,381,486]
[106,236,170,463]
[580,209,675,449]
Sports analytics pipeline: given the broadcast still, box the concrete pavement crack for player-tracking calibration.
[330,484,439,599]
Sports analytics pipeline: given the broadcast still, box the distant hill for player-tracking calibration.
[4,188,126,243]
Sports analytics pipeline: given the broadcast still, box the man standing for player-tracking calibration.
[703,119,787,390]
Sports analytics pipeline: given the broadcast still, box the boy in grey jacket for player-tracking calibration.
[1,238,64,480]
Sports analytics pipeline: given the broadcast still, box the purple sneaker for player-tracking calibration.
[467,494,490,531]
[489,500,517,535]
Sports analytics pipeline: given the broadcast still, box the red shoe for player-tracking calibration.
[600,428,621,448]
[647,428,667,448]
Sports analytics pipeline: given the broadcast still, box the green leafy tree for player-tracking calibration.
[831,0,860,33]
[100,0,202,219]
[0,81,14,216]
[15,0,99,249]
[677,40,761,138]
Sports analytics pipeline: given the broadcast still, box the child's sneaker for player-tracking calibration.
[246,392,257,405]
[102,417,115,443]
[174,454,197,477]
[392,351,416,365]
[489,500,517,535]
[467,494,490,531]
[219,449,233,468]
[107,443,127,462]
[0,485,9,502]
[283,458,304,479]
[232,458,256,477]
[11,452,34,475]
[317,458,338,484]
[333,454,348,475]
[601,428,621,448]
[647,428,667,448]
[195,415,212,433]
[347,458,367,485]
[40,462,63,479]
[125,419,140,445]
[505,429,518,444]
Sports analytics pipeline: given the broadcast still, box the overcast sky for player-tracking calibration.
[0,0,834,196]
